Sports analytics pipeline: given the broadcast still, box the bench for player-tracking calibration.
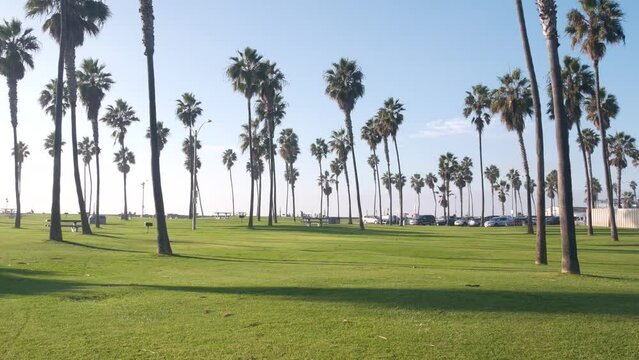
[302,217,325,228]
[213,212,232,220]
[45,219,81,232]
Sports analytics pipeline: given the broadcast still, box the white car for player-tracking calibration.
[363,216,380,224]
[484,216,514,227]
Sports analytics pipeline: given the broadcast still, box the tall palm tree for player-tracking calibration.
[330,158,343,219]
[378,97,406,225]
[101,99,138,220]
[394,173,406,222]
[325,58,366,230]
[491,69,533,233]
[146,121,170,152]
[78,136,94,214]
[484,165,500,216]
[222,149,237,216]
[516,0,547,263]
[44,132,65,157]
[367,154,380,217]
[278,128,300,221]
[496,180,510,216]
[227,47,263,228]
[0,19,39,229]
[458,157,473,217]
[11,141,29,212]
[566,0,625,242]
[77,58,113,228]
[329,128,352,223]
[546,170,558,216]
[310,138,328,217]
[289,166,300,221]
[578,128,601,208]
[374,115,394,224]
[361,118,383,221]
[425,173,438,218]
[608,132,637,208]
[114,147,135,220]
[176,92,203,219]
[27,0,111,236]
[463,84,491,224]
[438,153,458,223]
[320,171,334,217]
[411,174,425,215]
[381,171,395,218]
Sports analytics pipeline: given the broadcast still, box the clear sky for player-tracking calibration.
[1,1,638,218]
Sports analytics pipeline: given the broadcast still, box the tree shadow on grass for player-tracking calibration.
[58,240,146,254]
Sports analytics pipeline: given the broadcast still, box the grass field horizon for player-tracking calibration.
[1,215,638,359]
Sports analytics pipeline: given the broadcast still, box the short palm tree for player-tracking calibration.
[325,58,366,230]
[578,127,601,208]
[0,19,39,228]
[546,170,558,216]
[114,147,135,220]
[146,121,170,152]
[410,174,425,215]
[491,69,533,233]
[222,149,238,216]
[78,136,95,214]
[463,84,491,224]
[318,171,334,217]
[310,138,328,217]
[566,0,625,241]
[77,57,113,228]
[378,97,406,225]
[484,165,500,216]
[289,166,300,221]
[44,132,65,157]
[329,128,352,223]
[438,153,458,223]
[361,118,383,221]
[630,180,637,201]
[506,169,521,216]
[176,92,203,219]
[330,158,343,219]
[458,157,473,217]
[394,173,406,222]
[367,154,380,217]
[425,173,438,218]
[496,180,510,216]
[11,141,29,209]
[227,47,263,229]
[608,132,637,208]
[590,177,602,205]
[278,128,300,221]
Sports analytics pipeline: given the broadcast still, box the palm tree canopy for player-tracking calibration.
[77,57,113,117]
[425,172,438,190]
[547,56,595,129]
[377,97,405,138]
[77,136,95,164]
[381,171,395,190]
[565,0,625,63]
[101,99,139,146]
[0,19,39,81]
[226,47,262,100]
[44,131,65,157]
[411,174,425,194]
[25,0,111,48]
[330,158,343,178]
[367,154,379,169]
[288,166,300,186]
[176,92,203,129]
[222,149,237,170]
[608,131,637,170]
[491,69,533,133]
[584,87,618,130]
[438,152,458,182]
[39,78,69,117]
[256,60,285,109]
[546,170,558,199]
[394,173,406,191]
[12,141,30,164]
[361,117,382,150]
[278,128,300,165]
[324,58,364,114]
[578,127,601,154]
[463,84,492,134]
[114,147,135,175]
[146,121,170,151]
[310,138,328,163]
[484,165,500,185]
[329,128,351,163]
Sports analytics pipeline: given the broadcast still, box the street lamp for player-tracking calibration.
[141,180,147,218]
[192,119,212,230]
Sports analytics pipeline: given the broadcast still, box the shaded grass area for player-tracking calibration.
[1,214,638,359]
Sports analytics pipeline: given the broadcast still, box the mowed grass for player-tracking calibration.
[0,214,638,359]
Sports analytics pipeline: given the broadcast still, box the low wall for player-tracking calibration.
[592,208,639,229]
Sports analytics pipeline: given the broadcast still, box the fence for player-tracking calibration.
[592,208,639,229]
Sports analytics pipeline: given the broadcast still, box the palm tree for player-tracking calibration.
[176,92,203,219]
[566,0,625,242]
[325,58,366,230]
[44,132,65,157]
[484,165,500,216]
[491,69,533,233]
[381,171,395,218]
[27,0,111,236]
[77,58,113,228]
[374,115,394,224]
[101,99,139,220]
[506,169,521,215]
[78,136,95,214]
[39,79,69,117]
[114,147,135,220]
[0,19,39,229]
[289,166,300,221]
[320,171,334,217]
[463,84,491,224]
[590,177,602,205]
[546,170,558,216]
[425,173,438,218]
[330,158,343,219]
[222,149,238,216]
[361,118,383,221]
[456,157,473,217]
[377,97,405,225]
[578,128,601,208]
[11,141,29,211]
[146,121,170,152]
[139,0,171,254]
[630,180,637,201]
[410,174,425,215]
[394,173,406,222]
[310,138,328,217]
[496,180,510,216]
[278,128,300,221]
[438,153,458,223]
[608,132,637,208]
[367,154,380,217]
[329,128,352,223]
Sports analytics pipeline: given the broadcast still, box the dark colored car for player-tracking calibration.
[436,216,456,226]
[546,216,560,225]
[409,215,436,225]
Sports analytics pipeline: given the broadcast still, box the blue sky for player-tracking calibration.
[1,1,638,217]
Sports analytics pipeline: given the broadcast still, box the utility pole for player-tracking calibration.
[141,180,147,217]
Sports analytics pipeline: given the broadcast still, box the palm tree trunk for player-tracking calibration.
[318,161,323,217]
[326,193,330,218]
[188,128,193,219]
[91,117,101,228]
[372,167,377,217]
[491,185,495,216]
[292,180,297,222]
[123,172,128,220]
[593,62,618,241]
[49,0,66,241]
[65,47,92,235]
[266,114,274,226]
[383,137,392,225]
[576,122,593,235]
[285,166,289,217]
[229,168,235,216]
[344,112,365,230]
[617,167,622,209]
[432,189,437,218]
[517,0,546,262]
[197,179,204,217]
[83,163,87,206]
[246,99,255,229]
[392,136,403,226]
[88,163,93,217]
[587,154,595,208]
[516,131,534,234]
[257,175,262,221]
[540,1,580,273]
[459,186,464,217]
[8,76,20,228]
[343,162,353,224]
[373,148,383,221]
[479,133,485,224]
[418,191,421,214]
[335,180,340,219]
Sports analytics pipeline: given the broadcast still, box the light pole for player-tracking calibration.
[141,180,147,218]
[192,119,212,230]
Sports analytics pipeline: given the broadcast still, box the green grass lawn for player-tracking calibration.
[1,214,638,359]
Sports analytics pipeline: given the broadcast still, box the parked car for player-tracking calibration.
[467,217,482,227]
[381,215,399,224]
[362,216,380,224]
[454,217,469,226]
[484,216,514,227]
[546,216,560,225]
[436,216,456,226]
[408,215,436,225]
